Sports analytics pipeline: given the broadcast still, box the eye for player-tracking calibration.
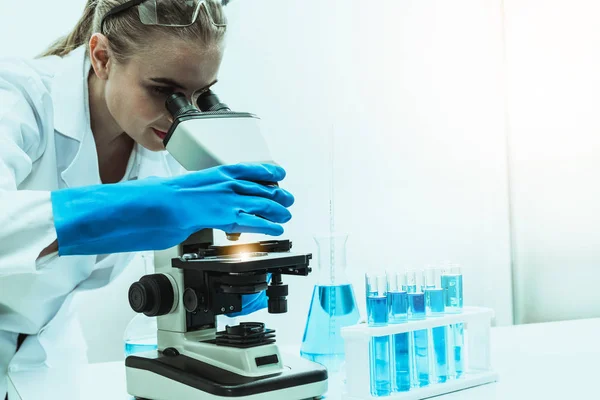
[151,86,174,96]
[192,88,210,105]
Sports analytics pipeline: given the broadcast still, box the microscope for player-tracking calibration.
[124,91,328,400]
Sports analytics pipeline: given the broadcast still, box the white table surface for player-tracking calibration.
[9,317,600,399]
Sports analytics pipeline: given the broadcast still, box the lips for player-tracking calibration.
[152,128,168,140]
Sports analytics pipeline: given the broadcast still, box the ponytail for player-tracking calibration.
[38,0,97,58]
[37,0,226,63]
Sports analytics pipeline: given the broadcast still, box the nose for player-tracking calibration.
[161,112,174,125]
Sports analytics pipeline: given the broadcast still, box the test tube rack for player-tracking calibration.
[340,307,498,400]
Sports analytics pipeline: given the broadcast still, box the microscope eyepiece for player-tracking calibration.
[166,92,198,119]
[165,90,231,120]
[196,89,231,112]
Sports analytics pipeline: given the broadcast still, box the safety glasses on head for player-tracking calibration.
[100,0,226,35]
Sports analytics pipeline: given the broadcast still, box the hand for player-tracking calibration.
[226,292,268,317]
[51,163,295,256]
[226,273,273,317]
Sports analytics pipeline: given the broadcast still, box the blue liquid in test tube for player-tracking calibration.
[441,273,463,311]
[442,267,464,378]
[387,271,411,392]
[424,268,448,383]
[427,290,448,383]
[366,274,391,397]
[367,295,388,326]
[403,284,417,293]
[408,291,429,387]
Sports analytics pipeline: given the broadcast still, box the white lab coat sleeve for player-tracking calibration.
[0,75,57,275]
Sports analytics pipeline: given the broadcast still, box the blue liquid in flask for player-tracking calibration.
[301,283,360,372]
[123,314,158,357]
[124,341,158,357]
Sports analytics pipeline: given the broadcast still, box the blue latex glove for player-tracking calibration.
[51,164,294,256]
[231,292,268,317]
[229,273,272,317]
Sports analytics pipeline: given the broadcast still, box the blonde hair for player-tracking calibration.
[39,0,226,61]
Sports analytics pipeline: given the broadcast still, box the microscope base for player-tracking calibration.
[125,350,328,400]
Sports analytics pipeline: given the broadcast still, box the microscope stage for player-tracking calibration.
[173,251,312,275]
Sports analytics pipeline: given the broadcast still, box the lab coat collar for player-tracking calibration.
[137,147,176,180]
[51,46,176,185]
[51,46,90,142]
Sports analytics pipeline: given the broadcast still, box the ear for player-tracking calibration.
[88,33,112,81]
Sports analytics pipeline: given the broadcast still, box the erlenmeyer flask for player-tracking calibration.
[123,254,158,357]
[123,313,157,356]
[300,233,360,373]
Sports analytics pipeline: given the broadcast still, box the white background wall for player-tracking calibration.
[0,0,514,363]
[214,0,513,339]
[503,0,600,324]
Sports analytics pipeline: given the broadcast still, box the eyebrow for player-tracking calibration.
[149,77,218,92]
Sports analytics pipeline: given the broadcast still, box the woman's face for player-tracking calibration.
[104,37,223,151]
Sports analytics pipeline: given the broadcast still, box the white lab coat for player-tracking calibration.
[0,46,184,398]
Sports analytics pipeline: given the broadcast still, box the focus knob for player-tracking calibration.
[128,274,174,317]
[266,274,288,314]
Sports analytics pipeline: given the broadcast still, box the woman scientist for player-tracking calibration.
[0,0,294,397]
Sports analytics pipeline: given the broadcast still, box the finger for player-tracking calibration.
[221,163,286,183]
[242,292,268,312]
[238,197,292,224]
[226,292,267,317]
[229,180,295,208]
[227,213,285,236]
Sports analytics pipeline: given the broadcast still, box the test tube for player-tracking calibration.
[424,268,448,383]
[404,268,417,293]
[406,270,430,387]
[387,271,410,392]
[441,265,463,312]
[441,265,464,378]
[366,273,391,396]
